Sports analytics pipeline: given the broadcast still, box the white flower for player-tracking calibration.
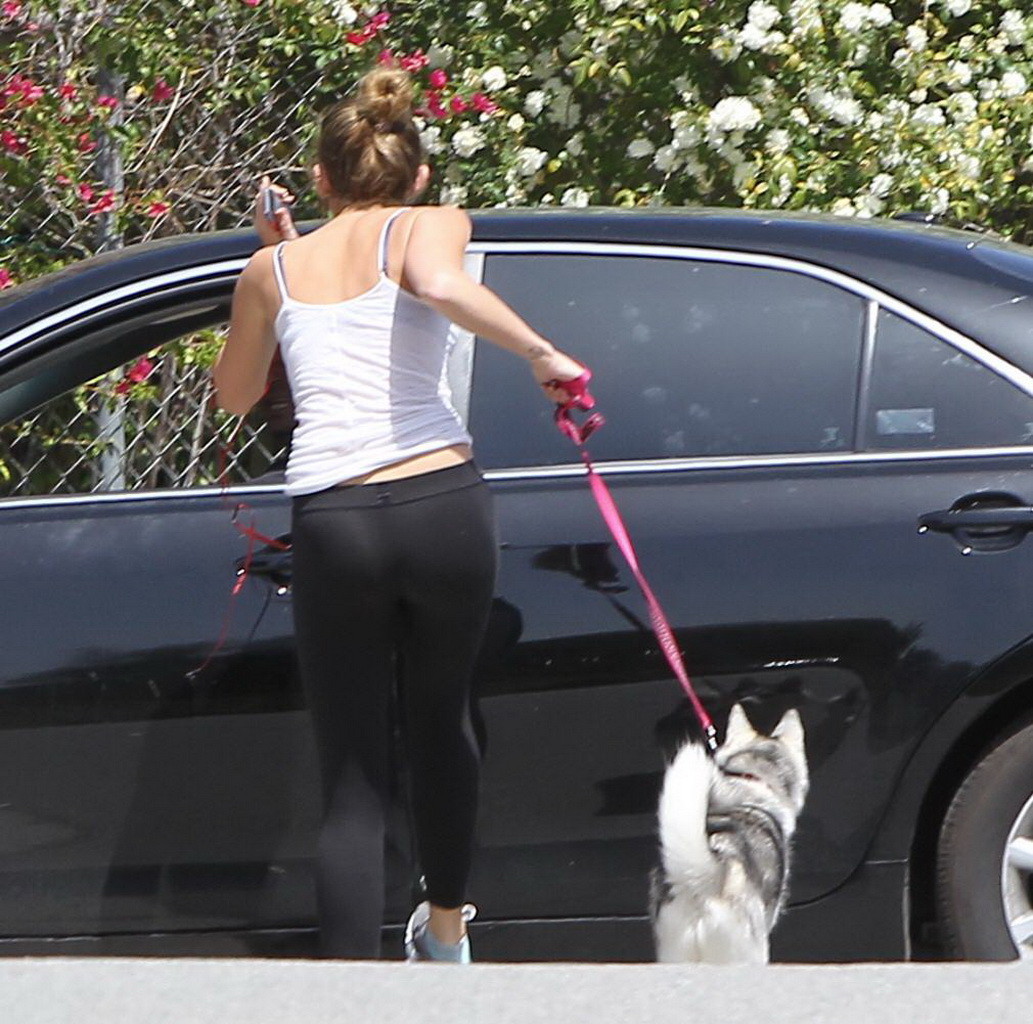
[790,106,811,127]
[482,66,507,92]
[831,198,857,217]
[948,91,978,122]
[514,146,547,176]
[911,103,946,129]
[524,90,546,117]
[328,1,358,24]
[419,125,444,156]
[439,184,468,206]
[868,4,892,27]
[653,145,678,172]
[427,44,454,68]
[451,127,486,158]
[854,194,884,218]
[560,187,590,207]
[539,193,555,205]
[809,88,863,127]
[946,61,973,89]
[747,1,781,31]
[468,1,486,18]
[708,96,762,133]
[601,0,623,11]
[672,122,701,150]
[1000,11,1026,47]
[627,137,655,158]
[566,133,584,157]
[1001,70,1028,98]
[943,0,972,17]
[506,113,525,132]
[765,128,792,155]
[839,3,869,34]
[870,173,894,198]
[906,25,928,51]
[980,78,1001,101]
[929,188,950,216]
[958,154,981,181]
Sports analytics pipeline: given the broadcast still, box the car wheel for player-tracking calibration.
[936,719,1033,961]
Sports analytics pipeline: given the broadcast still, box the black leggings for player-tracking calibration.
[290,461,497,958]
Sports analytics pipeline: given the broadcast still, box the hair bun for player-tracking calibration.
[357,67,413,129]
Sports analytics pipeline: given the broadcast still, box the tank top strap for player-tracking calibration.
[271,241,290,301]
[377,206,411,275]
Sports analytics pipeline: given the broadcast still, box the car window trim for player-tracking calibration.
[470,241,1033,401]
[0,260,248,357]
[6,446,1033,509]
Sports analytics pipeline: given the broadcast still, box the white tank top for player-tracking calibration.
[272,208,473,497]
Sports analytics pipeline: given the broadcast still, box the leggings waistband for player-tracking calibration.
[292,460,484,512]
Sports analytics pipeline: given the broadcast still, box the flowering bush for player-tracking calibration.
[4,0,1033,291]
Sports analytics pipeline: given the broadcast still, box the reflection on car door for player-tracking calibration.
[0,311,315,940]
[465,248,1033,925]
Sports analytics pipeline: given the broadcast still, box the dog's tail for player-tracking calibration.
[657,741,716,882]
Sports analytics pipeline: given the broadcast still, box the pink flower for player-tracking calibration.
[146,201,170,218]
[96,94,120,110]
[449,96,469,114]
[152,78,174,103]
[128,356,154,383]
[59,82,79,102]
[471,92,499,114]
[2,2,22,19]
[76,183,95,203]
[377,49,394,66]
[400,49,428,73]
[77,131,97,153]
[241,0,260,5]
[1,130,27,155]
[347,28,372,45]
[426,90,447,119]
[428,69,448,89]
[89,190,117,215]
[0,267,14,290]
[55,174,72,186]
[369,11,390,30]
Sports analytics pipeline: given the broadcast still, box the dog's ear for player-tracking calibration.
[724,703,756,748]
[772,708,805,752]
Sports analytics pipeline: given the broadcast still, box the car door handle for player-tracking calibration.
[918,492,1033,554]
[919,508,1033,530]
[237,536,292,589]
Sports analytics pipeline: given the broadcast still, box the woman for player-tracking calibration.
[213,65,584,962]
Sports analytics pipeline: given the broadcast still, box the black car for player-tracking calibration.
[2,208,1033,963]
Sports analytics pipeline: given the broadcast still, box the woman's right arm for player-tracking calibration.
[402,206,585,397]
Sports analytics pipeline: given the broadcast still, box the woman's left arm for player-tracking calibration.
[212,251,279,416]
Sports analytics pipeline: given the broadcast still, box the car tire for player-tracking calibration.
[936,718,1033,961]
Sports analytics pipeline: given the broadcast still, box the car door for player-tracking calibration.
[0,285,318,941]
[463,245,1033,928]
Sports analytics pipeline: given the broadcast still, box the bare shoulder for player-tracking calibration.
[409,204,472,238]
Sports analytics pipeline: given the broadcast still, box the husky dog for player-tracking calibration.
[649,704,809,963]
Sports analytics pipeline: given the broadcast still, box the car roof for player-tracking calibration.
[4,207,1033,371]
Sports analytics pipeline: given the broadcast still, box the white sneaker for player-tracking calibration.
[403,901,477,963]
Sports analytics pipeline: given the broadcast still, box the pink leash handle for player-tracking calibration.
[547,371,719,754]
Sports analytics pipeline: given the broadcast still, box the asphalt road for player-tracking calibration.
[5,958,1032,1024]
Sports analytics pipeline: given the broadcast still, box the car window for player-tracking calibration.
[0,318,290,498]
[865,309,1033,451]
[468,253,865,468]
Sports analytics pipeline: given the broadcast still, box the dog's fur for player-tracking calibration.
[649,704,809,963]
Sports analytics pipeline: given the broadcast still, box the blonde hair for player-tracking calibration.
[317,67,423,207]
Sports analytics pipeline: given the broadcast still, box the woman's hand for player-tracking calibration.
[253,175,298,246]
[528,347,587,403]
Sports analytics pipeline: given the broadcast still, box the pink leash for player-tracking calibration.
[550,371,719,754]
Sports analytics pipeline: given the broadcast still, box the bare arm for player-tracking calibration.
[212,250,279,416]
[403,207,585,393]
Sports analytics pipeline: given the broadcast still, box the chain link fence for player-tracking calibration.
[1,0,376,496]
